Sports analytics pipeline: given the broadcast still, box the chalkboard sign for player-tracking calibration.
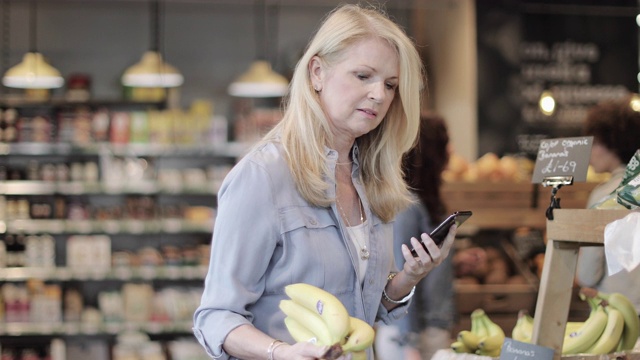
[500,338,554,360]
[531,136,593,184]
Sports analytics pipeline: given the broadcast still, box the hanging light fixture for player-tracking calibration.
[539,90,556,116]
[228,0,288,98]
[122,0,183,88]
[2,0,64,89]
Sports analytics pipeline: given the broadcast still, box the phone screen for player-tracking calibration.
[410,210,472,257]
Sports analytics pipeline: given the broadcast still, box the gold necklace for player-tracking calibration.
[336,196,369,260]
[336,160,352,165]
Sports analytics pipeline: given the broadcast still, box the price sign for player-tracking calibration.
[499,338,554,360]
[531,136,593,183]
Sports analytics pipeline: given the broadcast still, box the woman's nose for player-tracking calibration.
[368,82,385,103]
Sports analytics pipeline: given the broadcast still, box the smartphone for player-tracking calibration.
[410,210,473,257]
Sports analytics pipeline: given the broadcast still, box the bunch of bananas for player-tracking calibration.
[511,288,639,355]
[278,283,375,360]
[451,308,506,357]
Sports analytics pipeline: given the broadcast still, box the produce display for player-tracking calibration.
[447,288,638,358]
[511,288,639,355]
[442,151,610,184]
[279,283,375,359]
[451,308,506,357]
[443,152,533,183]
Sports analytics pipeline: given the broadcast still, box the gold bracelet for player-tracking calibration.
[267,339,284,360]
[382,272,415,304]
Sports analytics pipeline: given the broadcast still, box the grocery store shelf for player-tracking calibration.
[0,219,213,234]
[0,265,207,282]
[0,142,249,158]
[0,180,220,195]
[441,181,600,230]
[0,320,193,336]
[464,208,547,230]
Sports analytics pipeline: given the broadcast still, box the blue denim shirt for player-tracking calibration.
[193,141,409,359]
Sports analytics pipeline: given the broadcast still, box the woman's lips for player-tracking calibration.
[358,108,378,119]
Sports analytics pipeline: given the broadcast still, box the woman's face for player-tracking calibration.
[311,37,399,141]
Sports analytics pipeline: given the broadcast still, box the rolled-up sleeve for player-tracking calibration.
[193,156,279,359]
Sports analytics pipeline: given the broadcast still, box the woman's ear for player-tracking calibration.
[309,56,323,92]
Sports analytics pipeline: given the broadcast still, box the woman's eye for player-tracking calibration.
[356,73,369,80]
[386,83,397,90]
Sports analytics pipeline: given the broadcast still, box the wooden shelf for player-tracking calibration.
[441,181,600,230]
[532,209,635,358]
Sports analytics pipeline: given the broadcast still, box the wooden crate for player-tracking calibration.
[442,181,534,211]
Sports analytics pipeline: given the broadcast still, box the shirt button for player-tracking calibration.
[369,278,374,284]
[309,218,317,225]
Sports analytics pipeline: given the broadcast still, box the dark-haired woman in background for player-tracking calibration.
[376,113,456,359]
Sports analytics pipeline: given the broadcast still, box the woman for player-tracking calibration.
[576,96,640,312]
[375,114,456,360]
[193,4,457,360]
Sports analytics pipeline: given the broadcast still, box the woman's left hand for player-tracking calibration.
[400,224,456,282]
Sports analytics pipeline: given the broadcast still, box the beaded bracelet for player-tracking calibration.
[267,339,285,360]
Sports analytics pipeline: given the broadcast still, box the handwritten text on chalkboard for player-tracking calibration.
[500,338,554,360]
[531,136,593,183]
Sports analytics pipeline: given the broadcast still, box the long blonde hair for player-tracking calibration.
[261,4,425,222]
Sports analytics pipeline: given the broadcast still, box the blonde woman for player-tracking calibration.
[193,4,456,359]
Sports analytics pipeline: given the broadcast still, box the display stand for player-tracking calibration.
[542,175,573,220]
[531,209,634,359]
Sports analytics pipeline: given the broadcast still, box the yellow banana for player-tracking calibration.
[341,316,375,353]
[562,304,608,355]
[511,310,534,343]
[284,316,319,344]
[594,290,639,351]
[565,321,585,337]
[470,309,490,339]
[457,330,480,351]
[585,306,624,355]
[279,299,333,345]
[477,313,505,353]
[284,283,350,344]
[476,347,501,357]
[451,340,472,353]
[350,350,367,360]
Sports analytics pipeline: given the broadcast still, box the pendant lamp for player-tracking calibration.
[2,0,64,89]
[228,0,288,98]
[122,0,183,88]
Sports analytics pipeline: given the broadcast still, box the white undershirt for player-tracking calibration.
[346,221,369,284]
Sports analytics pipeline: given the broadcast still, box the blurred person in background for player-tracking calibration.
[576,95,640,311]
[375,113,456,360]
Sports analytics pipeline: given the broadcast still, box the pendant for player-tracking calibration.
[360,247,370,260]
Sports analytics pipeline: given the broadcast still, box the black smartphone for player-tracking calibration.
[410,210,473,257]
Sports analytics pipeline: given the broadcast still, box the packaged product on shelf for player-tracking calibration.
[129,111,150,144]
[122,283,154,323]
[110,112,131,144]
[17,115,53,143]
[64,288,84,322]
[92,109,110,142]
